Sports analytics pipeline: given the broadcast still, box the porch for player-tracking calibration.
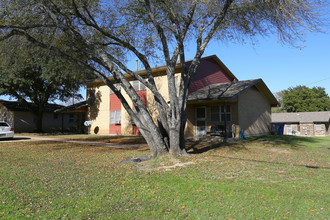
[185,101,239,138]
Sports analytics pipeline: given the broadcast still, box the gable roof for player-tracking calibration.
[187,78,278,106]
[272,111,330,123]
[54,101,88,113]
[0,100,64,112]
[87,55,238,85]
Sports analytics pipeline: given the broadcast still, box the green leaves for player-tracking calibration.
[278,85,330,112]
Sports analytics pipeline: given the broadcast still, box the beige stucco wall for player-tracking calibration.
[238,87,271,136]
[87,84,110,135]
[121,84,133,135]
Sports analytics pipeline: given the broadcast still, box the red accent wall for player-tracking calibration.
[133,91,147,109]
[132,90,147,135]
[188,59,233,93]
[110,94,121,111]
[132,125,141,135]
[110,94,121,134]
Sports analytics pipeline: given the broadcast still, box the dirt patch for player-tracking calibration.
[268,148,291,154]
[137,156,195,171]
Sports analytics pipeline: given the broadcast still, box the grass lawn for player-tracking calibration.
[0,135,329,219]
[16,133,147,144]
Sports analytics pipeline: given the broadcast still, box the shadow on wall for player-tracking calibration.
[88,89,102,121]
[242,112,271,136]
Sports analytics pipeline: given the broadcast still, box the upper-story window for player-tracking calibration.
[110,84,121,94]
[133,80,146,91]
[110,110,121,124]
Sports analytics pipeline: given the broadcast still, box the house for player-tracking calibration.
[0,100,87,133]
[272,111,330,136]
[54,101,88,133]
[86,55,278,137]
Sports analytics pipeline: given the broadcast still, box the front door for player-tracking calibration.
[196,107,207,136]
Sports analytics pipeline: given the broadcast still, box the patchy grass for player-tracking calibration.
[17,133,146,145]
[0,135,329,219]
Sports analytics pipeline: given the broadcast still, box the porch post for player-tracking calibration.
[224,102,227,142]
[61,114,64,133]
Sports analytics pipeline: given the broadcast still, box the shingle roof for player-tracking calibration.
[54,101,88,113]
[0,100,64,112]
[187,79,278,105]
[272,112,330,123]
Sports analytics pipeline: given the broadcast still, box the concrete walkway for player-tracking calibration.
[6,136,147,149]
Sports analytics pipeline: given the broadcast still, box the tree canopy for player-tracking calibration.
[0,0,325,156]
[276,85,330,112]
[0,37,87,131]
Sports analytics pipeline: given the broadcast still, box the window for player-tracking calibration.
[133,80,146,91]
[69,114,74,123]
[210,106,220,121]
[315,124,322,131]
[110,83,121,94]
[210,104,231,122]
[0,122,9,126]
[220,105,231,122]
[110,110,121,124]
[286,124,292,135]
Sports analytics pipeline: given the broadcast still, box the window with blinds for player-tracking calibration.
[110,110,121,124]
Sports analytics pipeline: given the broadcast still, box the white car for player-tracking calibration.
[0,121,14,139]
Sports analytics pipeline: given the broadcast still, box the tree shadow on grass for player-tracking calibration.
[246,135,319,149]
[186,138,248,154]
[208,154,330,170]
[185,135,324,154]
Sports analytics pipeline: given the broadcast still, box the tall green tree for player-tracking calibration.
[277,86,330,112]
[0,0,325,156]
[0,38,87,132]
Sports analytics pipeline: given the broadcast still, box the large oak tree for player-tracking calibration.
[0,0,325,156]
[0,38,87,132]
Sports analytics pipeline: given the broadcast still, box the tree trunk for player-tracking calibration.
[168,117,188,156]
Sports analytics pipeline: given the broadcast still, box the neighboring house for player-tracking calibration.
[0,100,86,133]
[272,112,330,136]
[86,55,278,137]
[54,101,88,133]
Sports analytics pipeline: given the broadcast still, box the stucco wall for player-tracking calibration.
[87,84,110,135]
[238,87,271,136]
